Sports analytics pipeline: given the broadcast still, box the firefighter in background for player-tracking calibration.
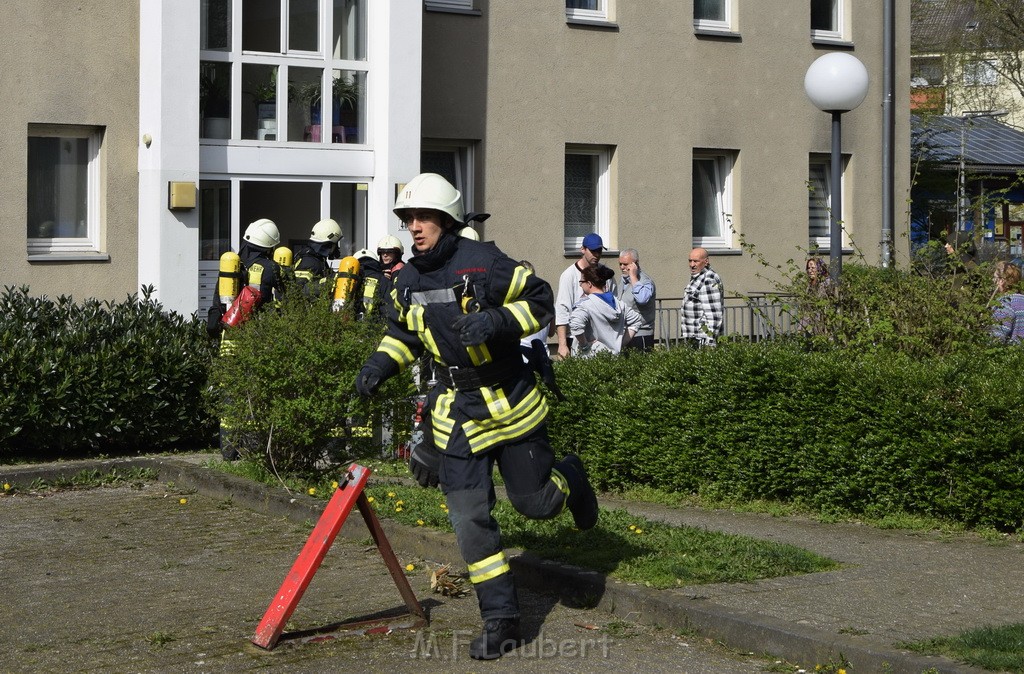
[353,247,388,318]
[218,217,287,460]
[376,234,405,282]
[294,218,343,295]
[354,173,599,660]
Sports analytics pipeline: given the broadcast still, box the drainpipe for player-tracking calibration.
[881,0,895,267]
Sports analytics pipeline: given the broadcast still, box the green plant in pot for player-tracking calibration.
[299,76,361,129]
[200,64,230,138]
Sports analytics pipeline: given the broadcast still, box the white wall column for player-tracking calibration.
[371,0,422,253]
[138,0,201,317]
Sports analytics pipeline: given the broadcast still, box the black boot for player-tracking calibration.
[469,618,521,660]
[559,454,599,530]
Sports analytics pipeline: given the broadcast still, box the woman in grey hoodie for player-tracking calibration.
[569,264,643,357]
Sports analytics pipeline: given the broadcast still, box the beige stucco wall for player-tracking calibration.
[423,0,911,298]
[1,3,139,302]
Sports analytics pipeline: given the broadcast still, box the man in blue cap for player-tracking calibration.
[555,232,615,359]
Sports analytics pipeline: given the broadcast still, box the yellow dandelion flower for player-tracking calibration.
[629,524,636,531]
[396,500,404,506]
[440,503,448,509]
[331,481,339,490]
[837,669,847,674]
[396,506,404,512]
[367,496,375,503]
[387,491,396,498]
[179,498,187,505]
[3,483,10,491]
[308,487,317,496]
[417,519,425,526]
[634,528,643,535]
[405,563,415,571]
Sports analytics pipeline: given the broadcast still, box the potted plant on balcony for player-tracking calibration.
[200,65,230,139]
[298,75,361,141]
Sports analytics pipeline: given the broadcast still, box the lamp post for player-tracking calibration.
[804,53,870,283]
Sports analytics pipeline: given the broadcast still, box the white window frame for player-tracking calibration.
[565,0,608,23]
[693,0,733,33]
[808,154,846,251]
[421,141,475,215]
[691,151,735,250]
[425,0,474,11]
[810,0,845,41]
[200,0,368,145]
[564,145,611,252]
[27,125,103,257]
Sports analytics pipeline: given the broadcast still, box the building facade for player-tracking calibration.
[2,0,910,318]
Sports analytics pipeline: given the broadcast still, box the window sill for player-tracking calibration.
[811,37,854,49]
[566,18,619,30]
[425,6,482,16]
[28,252,110,263]
[694,28,741,40]
[702,248,743,256]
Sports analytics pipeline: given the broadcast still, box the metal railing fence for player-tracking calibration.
[654,293,799,347]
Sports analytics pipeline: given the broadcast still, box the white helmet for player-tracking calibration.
[393,173,464,225]
[310,218,342,244]
[458,226,480,241]
[243,218,280,249]
[354,248,375,260]
[376,234,404,255]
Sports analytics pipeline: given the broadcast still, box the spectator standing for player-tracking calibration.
[555,232,615,359]
[991,260,1024,344]
[570,264,642,357]
[679,247,724,347]
[617,248,657,351]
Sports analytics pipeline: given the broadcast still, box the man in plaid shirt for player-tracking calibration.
[680,247,724,346]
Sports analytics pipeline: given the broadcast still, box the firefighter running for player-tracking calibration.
[354,173,599,660]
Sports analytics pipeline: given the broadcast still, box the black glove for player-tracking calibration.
[409,442,441,488]
[453,311,495,346]
[355,364,385,397]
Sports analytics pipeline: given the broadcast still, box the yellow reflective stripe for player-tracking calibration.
[506,300,541,335]
[407,305,426,332]
[466,343,492,366]
[377,335,417,368]
[422,328,442,360]
[391,287,406,320]
[362,277,379,304]
[549,468,570,514]
[464,390,549,454]
[294,269,314,283]
[481,385,511,418]
[468,551,511,584]
[503,265,529,305]
[430,390,456,449]
[248,263,265,286]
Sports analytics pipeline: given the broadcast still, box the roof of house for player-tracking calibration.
[912,0,978,54]
[913,114,1024,170]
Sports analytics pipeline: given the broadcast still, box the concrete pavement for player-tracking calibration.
[2,453,1016,673]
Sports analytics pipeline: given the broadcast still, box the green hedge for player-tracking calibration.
[0,286,216,455]
[209,284,415,475]
[548,342,1024,530]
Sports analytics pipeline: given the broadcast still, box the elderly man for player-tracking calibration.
[555,232,614,359]
[680,247,724,347]
[617,248,656,352]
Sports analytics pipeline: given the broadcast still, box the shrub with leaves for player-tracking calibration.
[548,342,1024,530]
[0,285,216,455]
[209,283,414,476]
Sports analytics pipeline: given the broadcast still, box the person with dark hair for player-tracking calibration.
[555,232,614,359]
[991,260,1024,344]
[569,264,642,357]
[354,173,599,661]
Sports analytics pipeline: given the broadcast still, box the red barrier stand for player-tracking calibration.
[251,463,427,650]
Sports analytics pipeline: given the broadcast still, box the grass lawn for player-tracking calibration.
[902,624,1024,673]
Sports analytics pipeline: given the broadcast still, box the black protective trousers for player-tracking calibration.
[438,426,569,621]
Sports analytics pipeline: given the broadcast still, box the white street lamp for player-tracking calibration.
[804,52,870,282]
